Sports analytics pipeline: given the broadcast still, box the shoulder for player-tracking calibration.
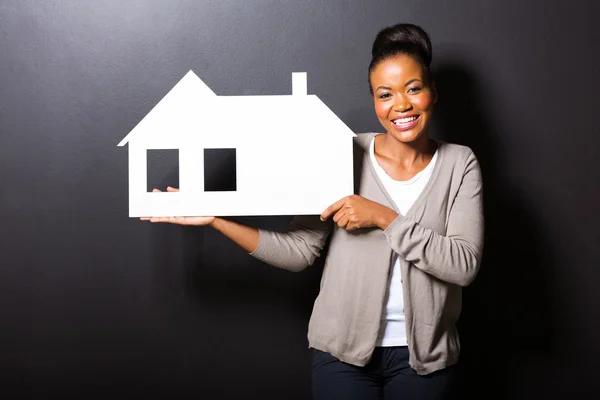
[437,141,479,166]
[353,132,380,150]
[437,141,482,185]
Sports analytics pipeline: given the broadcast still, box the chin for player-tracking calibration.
[387,126,427,144]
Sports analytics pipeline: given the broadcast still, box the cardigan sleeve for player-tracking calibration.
[382,150,484,286]
[249,215,332,272]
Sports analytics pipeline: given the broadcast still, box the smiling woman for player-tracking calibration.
[372,55,435,143]
[143,23,484,400]
[368,24,439,181]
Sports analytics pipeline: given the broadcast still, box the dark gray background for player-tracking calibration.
[1,0,599,398]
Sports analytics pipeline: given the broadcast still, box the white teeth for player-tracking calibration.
[393,116,417,125]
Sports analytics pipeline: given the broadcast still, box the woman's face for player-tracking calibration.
[370,54,436,143]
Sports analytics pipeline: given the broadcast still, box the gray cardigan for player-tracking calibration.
[250,132,484,375]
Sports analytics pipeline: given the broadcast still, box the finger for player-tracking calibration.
[140,217,151,221]
[332,209,346,223]
[344,213,362,230]
[321,197,348,221]
[166,186,180,192]
[152,188,162,193]
[337,214,350,229]
[150,216,175,224]
[346,219,361,231]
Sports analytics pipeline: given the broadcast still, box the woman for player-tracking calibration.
[144,23,484,400]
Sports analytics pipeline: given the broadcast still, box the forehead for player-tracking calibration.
[370,54,425,84]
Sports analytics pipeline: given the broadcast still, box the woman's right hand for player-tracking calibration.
[140,186,259,253]
[140,187,216,226]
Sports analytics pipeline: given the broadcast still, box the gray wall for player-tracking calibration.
[1,0,599,398]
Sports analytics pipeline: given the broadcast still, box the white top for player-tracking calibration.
[370,138,438,347]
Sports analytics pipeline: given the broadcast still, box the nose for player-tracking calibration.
[394,95,411,113]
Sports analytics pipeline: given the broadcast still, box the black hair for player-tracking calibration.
[368,23,433,93]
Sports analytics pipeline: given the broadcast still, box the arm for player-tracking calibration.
[210,217,259,253]
[210,215,331,271]
[382,151,484,286]
[249,215,332,272]
[142,187,331,272]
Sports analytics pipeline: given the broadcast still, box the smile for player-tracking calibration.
[391,115,420,130]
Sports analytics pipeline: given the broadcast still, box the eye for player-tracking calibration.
[407,86,423,93]
[378,93,392,99]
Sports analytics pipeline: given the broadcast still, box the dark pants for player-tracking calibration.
[311,347,457,400]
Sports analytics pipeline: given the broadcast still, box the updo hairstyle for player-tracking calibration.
[368,23,433,93]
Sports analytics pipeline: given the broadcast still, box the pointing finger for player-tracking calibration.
[321,197,347,221]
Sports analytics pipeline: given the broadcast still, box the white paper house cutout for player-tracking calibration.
[118,70,356,217]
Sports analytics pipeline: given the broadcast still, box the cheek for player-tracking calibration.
[414,93,434,113]
[374,101,392,121]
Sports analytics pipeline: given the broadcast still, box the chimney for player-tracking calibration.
[292,72,307,95]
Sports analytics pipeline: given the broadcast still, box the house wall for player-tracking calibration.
[1,1,599,398]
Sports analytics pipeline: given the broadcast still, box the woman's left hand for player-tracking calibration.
[320,195,398,231]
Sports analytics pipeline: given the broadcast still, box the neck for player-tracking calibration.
[379,132,435,167]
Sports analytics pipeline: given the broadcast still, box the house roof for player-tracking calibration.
[118,70,216,146]
[118,70,356,147]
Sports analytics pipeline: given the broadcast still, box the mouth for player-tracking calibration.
[391,115,420,131]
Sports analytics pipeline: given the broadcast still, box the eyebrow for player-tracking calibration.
[375,79,423,92]
[404,79,423,86]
